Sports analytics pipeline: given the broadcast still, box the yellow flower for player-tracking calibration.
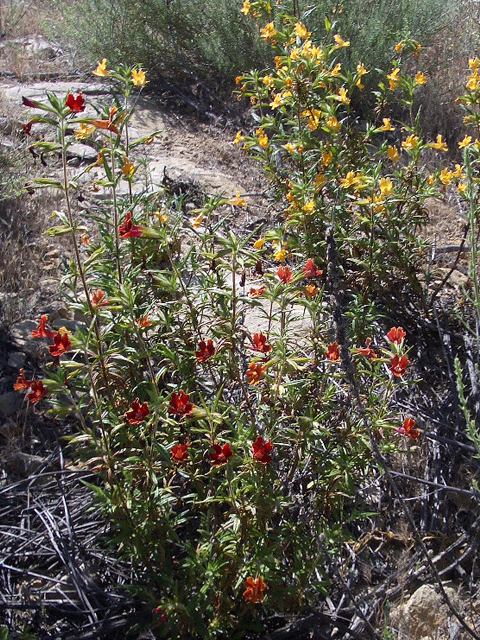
[326,115,340,132]
[334,34,350,48]
[335,87,350,104]
[132,68,147,87]
[229,192,247,207]
[331,63,342,76]
[256,128,269,149]
[274,248,287,261]
[74,123,96,140]
[260,22,276,41]
[415,72,426,85]
[357,62,368,76]
[314,172,326,190]
[373,194,385,213]
[469,58,480,70]
[154,211,168,224]
[190,213,204,227]
[322,149,333,166]
[240,0,251,15]
[121,156,136,177]
[439,168,453,185]
[254,238,266,250]
[340,171,359,189]
[269,93,283,109]
[458,182,467,193]
[467,73,479,91]
[379,177,394,196]
[93,58,110,77]
[427,175,435,186]
[234,131,245,145]
[387,68,400,91]
[387,145,399,163]
[459,135,472,149]
[395,41,404,53]
[452,164,464,178]
[294,22,310,39]
[302,201,315,215]
[430,134,448,152]
[262,75,274,87]
[284,142,297,153]
[380,118,394,132]
[402,134,419,151]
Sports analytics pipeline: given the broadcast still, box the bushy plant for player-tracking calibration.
[13,6,455,636]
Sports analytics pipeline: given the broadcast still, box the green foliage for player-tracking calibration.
[15,18,435,638]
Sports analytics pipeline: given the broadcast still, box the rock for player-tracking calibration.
[7,351,26,370]
[0,391,22,417]
[10,320,44,359]
[390,584,461,640]
[66,143,98,164]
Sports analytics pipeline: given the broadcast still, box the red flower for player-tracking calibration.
[119,212,143,238]
[249,286,265,298]
[22,121,34,136]
[32,315,56,339]
[357,337,377,360]
[25,379,48,404]
[389,354,410,377]
[171,443,189,462]
[195,339,215,362]
[65,92,85,113]
[246,362,268,385]
[248,333,271,354]
[386,326,406,345]
[14,369,30,391]
[276,266,293,283]
[22,96,41,109]
[125,398,149,424]
[396,417,420,440]
[326,341,340,362]
[49,331,72,358]
[152,607,168,623]
[303,258,323,278]
[168,391,193,416]
[210,442,233,466]
[243,577,267,603]
[252,436,273,464]
[92,289,109,308]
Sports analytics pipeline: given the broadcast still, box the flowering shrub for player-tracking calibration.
[13,9,444,637]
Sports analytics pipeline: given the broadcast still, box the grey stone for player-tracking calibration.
[7,351,26,370]
[0,391,22,417]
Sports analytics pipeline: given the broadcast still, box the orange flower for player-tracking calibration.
[248,333,272,354]
[389,354,410,377]
[326,341,340,362]
[49,331,72,358]
[14,369,30,391]
[276,266,293,283]
[305,284,319,299]
[246,361,268,385]
[356,337,377,360]
[396,417,420,439]
[386,326,406,345]
[25,379,48,404]
[249,286,265,298]
[92,289,109,308]
[243,576,267,603]
[171,443,189,462]
[195,339,215,362]
[32,315,55,339]
[137,314,152,328]
[303,258,322,278]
